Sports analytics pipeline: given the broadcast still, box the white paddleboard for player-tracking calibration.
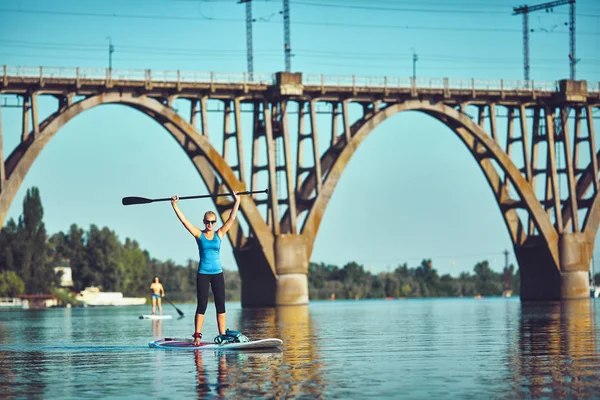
[139,315,173,320]
[149,337,282,350]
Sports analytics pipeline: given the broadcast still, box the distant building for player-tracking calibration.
[76,287,146,306]
[0,297,28,309]
[54,259,74,287]
[19,294,58,309]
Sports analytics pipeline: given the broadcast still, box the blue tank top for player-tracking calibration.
[197,232,222,274]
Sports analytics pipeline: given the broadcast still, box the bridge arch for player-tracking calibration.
[0,92,276,274]
[297,100,560,269]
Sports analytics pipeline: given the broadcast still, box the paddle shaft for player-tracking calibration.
[122,189,268,206]
[164,296,184,317]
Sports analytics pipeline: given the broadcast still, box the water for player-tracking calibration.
[2,298,600,399]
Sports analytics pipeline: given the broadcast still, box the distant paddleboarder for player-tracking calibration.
[150,276,165,315]
[171,190,240,346]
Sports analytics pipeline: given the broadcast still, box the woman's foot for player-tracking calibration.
[193,332,202,346]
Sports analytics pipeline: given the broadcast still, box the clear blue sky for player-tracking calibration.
[0,0,599,277]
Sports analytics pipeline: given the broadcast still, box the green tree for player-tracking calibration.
[0,271,25,296]
[0,219,19,271]
[369,275,385,298]
[223,268,242,301]
[456,272,473,296]
[400,283,412,297]
[415,259,440,297]
[18,188,55,293]
[474,260,502,295]
[86,225,121,291]
[117,238,150,295]
[339,262,370,299]
[70,224,93,290]
[49,224,95,291]
[383,273,400,297]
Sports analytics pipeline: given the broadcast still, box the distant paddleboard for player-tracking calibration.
[139,315,172,320]
[149,338,282,350]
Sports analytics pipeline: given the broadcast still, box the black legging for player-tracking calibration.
[196,272,226,315]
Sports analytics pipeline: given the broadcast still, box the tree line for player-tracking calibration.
[3,186,585,301]
[0,187,240,300]
[308,260,519,300]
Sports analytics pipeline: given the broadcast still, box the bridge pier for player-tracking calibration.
[235,234,309,308]
[274,234,310,306]
[559,233,593,299]
[517,233,591,301]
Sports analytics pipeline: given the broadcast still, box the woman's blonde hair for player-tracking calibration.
[203,211,217,221]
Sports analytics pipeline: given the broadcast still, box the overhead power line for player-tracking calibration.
[513,0,577,80]
[3,38,598,64]
[1,8,599,36]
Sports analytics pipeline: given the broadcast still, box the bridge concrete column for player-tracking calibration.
[516,233,591,301]
[235,234,309,308]
[559,233,592,299]
[274,234,309,306]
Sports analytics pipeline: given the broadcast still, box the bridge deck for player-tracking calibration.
[2,66,599,104]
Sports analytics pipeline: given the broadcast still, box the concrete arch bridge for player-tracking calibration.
[1,66,599,306]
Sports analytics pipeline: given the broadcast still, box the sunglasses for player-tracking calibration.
[204,220,217,225]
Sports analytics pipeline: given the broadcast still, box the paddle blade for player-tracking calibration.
[122,196,153,206]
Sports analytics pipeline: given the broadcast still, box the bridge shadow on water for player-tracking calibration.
[502,300,600,399]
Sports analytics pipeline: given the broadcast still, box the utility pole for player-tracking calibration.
[568,0,576,79]
[106,37,114,71]
[238,0,254,80]
[512,0,575,81]
[283,0,291,72]
[411,48,418,80]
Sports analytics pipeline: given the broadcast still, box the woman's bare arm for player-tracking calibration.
[171,196,201,238]
[217,191,240,238]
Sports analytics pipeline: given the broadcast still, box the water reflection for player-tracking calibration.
[195,350,229,398]
[0,321,17,398]
[506,300,600,398]
[152,319,162,338]
[0,349,48,398]
[206,305,325,398]
[193,346,287,398]
[276,305,326,399]
[10,299,600,397]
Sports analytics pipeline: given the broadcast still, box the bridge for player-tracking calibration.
[1,65,599,306]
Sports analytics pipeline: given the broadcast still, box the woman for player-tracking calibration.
[150,276,165,315]
[171,191,240,345]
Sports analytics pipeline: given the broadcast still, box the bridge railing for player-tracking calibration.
[296,74,566,93]
[3,65,599,94]
[3,66,277,85]
[152,70,275,85]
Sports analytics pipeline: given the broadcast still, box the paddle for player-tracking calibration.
[164,296,184,317]
[122,189,268,206]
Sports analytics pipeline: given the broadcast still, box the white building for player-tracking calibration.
[76,287,146,306]
[54,266,74,287]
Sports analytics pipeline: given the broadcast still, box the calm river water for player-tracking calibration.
[1,298,600,399]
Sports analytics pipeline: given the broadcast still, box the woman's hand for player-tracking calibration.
[171,195,179,206]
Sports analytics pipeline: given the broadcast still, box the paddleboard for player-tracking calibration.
[139,315,172,320]
[149,337,283,350]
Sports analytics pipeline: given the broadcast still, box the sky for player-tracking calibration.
[0,0,599,277]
